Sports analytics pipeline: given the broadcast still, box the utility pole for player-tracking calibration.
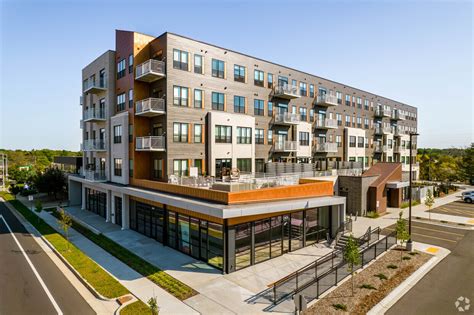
[406,132,419,252]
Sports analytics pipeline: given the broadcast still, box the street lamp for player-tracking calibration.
[406,132,419,252]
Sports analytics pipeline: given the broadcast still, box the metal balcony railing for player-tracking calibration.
[83,108,106,121]
[135,98,166,116]
[273,84,300,99]
[391,111,406,120]
[82,139,106,151]
[394,128,407,137]
[135,59,166,82]
[274,140,298,152]
[314,118,338,129]
[314,142,338,153]
[375,108,391,117]
[84,170,107,182]
[135,136,166,151]
[274,112,301,124]
[315,94,338,106]
[83,77,107,93]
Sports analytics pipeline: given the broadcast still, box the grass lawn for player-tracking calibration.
[120,300,152,315]
[50,208,197,300]
[0,192,129,299]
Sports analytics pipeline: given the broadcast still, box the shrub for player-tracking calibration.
[408,252,419,256]
[387,264,398,269]
[401,200,420,209]
[374,273,388,280]
[367,211,379,218]
[332,303,348,311]
[360,284,377,290]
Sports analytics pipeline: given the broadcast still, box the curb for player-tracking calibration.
[367,247,450,314]
[114,296,138,315]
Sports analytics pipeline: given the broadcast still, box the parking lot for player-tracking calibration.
[428,200,474,218]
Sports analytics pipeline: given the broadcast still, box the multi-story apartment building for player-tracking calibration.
[70,30,418,273]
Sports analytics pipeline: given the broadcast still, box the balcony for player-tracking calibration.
[394,128,407,137]
[391,111,406,121]
[135,59,166,82]
[84,170,107,182]
[83,78,107,94]
[314,118,338,129]
[135,98,166,117]
[375,126,393,135]
[314,142,338,153]
[273,140,298,152]
[274,113,301,125]
[80,95,83,106]
[136,136,166,151]
[82,139,106,151]
[402,163,419,172]
[273,85,300,99]
[83,108,106,122]
[374,108,391,118]
[374,144,389,153]
[315,94,338,107]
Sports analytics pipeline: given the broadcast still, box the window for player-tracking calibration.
[212,59,225,78]
[173,49,188,70]
[129,124,133,142]
[254,70,264,87]
[173,123,189,142]
[173,86,189,106]
[299,107,307,121]
[128,54,133,73]
[364,99,369,110]
[268,101,273,117]
[336,135,342,147]
[129,159,133,177]
[255,128,264,144]
[236,127,252,144]
[309,109,314,122]
[215,125,232,143]
[299,132,309,146]
[194,89,203,108]
[194,159,203,175]
[114,159,122,176]
[364,118,369,129]
[255,159,265,173]
[237,159,251,172]
[194,54,203,74]
[212,92,225,111]
[254,99,264,116]
[345,115,351,127]
[336,91,343,104]
[113,125,122,143]
[267,129,273,144]
[173,160,188,176]
[357,97,362,109]
[345,94,351,106]
[234,96,245,113]
[194,124,202,143]
[357,116,362,128]
[234,65,246,83]
[365,137,369,148]
[292,79,297,87]
[357,136,364,148]
[153,159,162,178]
[299,82,307,96]
[117,59,126,79]
[128,89,133,108]
[349,136,356,147]
[117,93,126,112]
[336,113,342,126]
[268,73,273,88]
[309,84,315,98]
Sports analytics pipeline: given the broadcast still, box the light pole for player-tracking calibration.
[406,132,419,252]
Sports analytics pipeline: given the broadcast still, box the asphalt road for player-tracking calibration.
[0,201,95,315]
[429,200,474,218]
[382,221,474,315]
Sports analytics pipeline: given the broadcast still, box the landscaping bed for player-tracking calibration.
[304,248,431,314]
[121,300,152,315]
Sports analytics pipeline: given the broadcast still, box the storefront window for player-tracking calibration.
[270,216,283,258]
[235,223,251,270]
[207,222,224,269]
[305,209,319,245]
[178,214,191,254]
[168,211,177,248]
[254,219,271,263]
[190,218,200,259]
[291,211,304,251]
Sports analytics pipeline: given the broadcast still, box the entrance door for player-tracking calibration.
[152,123,163,136]
[215,159,231,177]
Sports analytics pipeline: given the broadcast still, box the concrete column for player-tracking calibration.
[105,190,112,222]
[81,185,86,210]
[121,193,129,230]
[111,194,116,224]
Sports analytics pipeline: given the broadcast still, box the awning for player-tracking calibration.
[386,181,410,189]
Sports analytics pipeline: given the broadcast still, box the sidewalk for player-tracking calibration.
[31,206,198,315]
[351,191,474,237]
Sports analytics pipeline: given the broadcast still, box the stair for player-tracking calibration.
[335,234,351,250]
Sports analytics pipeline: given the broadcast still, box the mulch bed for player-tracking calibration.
[303,248,431,314]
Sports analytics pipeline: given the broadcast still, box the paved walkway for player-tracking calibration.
[351,190,474,238]
[30,207,198,315]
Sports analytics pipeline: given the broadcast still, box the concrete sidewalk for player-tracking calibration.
[351,191,474,237]
[31,207,198,315]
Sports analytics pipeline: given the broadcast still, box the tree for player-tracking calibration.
[424,189,435,220]
[57,208,72,249]
[343,234,361,296]
[458,143,474,184]
[148,296,159,315]
[396,211,410,260]
[34,200,43,224]
[34,168,66,200]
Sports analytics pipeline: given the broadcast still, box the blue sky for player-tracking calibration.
[0,0,472,151]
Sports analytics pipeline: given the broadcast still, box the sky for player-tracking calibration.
[0,0,472,151]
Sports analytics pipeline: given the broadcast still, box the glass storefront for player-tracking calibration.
[85,188,106,218]
[114,196,122,226]
[130,200,165,243]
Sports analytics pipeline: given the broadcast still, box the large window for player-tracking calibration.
[237,158,252,172]
[299,82,307,96]
[254,219,271,263]
[128,89,133,108]
[358,136,364,148]
[309,84,315,98]
[212,59,225,78]
[254,70,264,87]
[173,159,189,176]
[267,73,273,88]
[117,59,126,79]
[349,136,356,147]
[254,99,264,116]
[234,65,246,83]
[113,125,122,143]
[173,49,188,70]
[255,128,264,144]
[85,188,106,218]
[212,92,225,111]
[194,89,203,108]
[194,124,202,143]
[299,132,309,146]
[173,86,189,106]
[268,101,273,117]
[114,158,122,177]
[234,96,245,113]
[236,127,252,144]
[337,91,343,104]
[299,107,307,121]
[128,54,133,73]
[173,123,189,142]
[215,125,232,143]
[194,54,203,74]
[130,201,165,243]
[255,159,265,173]
[235,223,251,270]
[207,222,223,269]
[117,93,126,112]
[345,94,351,106]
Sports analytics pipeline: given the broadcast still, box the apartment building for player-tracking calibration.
[70,30,418,272]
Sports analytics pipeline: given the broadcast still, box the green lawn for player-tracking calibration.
[0,192,129,299]
[121,300,152,315]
